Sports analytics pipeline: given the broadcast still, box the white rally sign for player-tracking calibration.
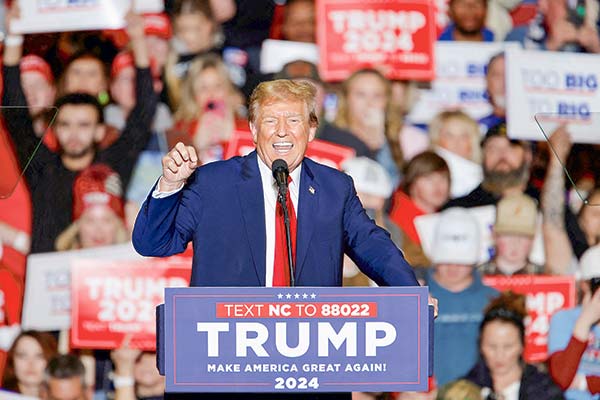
[12,0,163,34]
[506,47,600,144]
[21,243,139,331]
[407,41,519,125]
[260,39,319,74]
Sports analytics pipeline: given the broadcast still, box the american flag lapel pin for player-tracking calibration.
[309,186,315,195]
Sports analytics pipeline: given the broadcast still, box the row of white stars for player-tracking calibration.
[277,293,317,299]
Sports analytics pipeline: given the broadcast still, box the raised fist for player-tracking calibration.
[160,142,199,191]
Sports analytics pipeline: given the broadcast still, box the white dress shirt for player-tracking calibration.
[257,157,300,287]
[152,156,300,286]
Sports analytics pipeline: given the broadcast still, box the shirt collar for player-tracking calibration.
[257,155,302,190]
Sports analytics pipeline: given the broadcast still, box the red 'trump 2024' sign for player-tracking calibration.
[317,0,436,81]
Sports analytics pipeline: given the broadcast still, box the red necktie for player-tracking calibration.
[273,177,297,286]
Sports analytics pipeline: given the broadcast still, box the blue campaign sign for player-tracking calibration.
[163,286,430,393]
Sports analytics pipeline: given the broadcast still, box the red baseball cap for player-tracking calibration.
[143,13,172,39]
[72,164,125,222]
[111,51,161,80]
[20,54,54,83]
[111,51,135,79]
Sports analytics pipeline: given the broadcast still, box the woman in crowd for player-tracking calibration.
[428,110,483,198]
[389,151,451,268]
[334,68,404,187]
[55,164,129,251]
[465,291,564,399]
[164,0,222,109]
[58,51,110,105]
[389,80,429,162]
[167,53,246,164]
[106,51,172,151]
[2,331,58,397]
[429,110,481,163]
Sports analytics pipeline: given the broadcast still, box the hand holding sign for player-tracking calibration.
[577,25,600,54]
[4,2,20,36]
[110,335,142,377]
[124,9,145,42]
[547,19,578,51]
[547,125,573,166]
[160,142,199,192]
[3,2,23,67]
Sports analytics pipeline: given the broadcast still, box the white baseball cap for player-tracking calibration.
[580,245,600,280]
[342,157,393,198]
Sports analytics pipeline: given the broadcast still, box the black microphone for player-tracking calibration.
[271,159,295,286]
[272,159,289,194]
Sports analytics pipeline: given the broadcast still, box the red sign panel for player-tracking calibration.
[317,0,436,81]
[482,275,576,362]
[224,131,356,170]
[71,257,191,350]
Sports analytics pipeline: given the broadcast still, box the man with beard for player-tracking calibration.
[445,122,588,260]
[438,0,494,41]
[445,123,531,208]
[1,13,157,253]
[444,123,539,208]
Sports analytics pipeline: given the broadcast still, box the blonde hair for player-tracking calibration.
[248,79,318,127]
[164,0,223,109]
[164,52,183,108]
[429,110,481,163]
[438,379,482,400]
[55,217,128,251]
[174,53,235,123]
[391,80,419,116]
[334,69,403,169]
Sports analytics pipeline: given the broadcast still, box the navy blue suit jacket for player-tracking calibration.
[133,151,418,288]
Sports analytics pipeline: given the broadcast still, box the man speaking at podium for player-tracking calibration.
[133,80,423,399]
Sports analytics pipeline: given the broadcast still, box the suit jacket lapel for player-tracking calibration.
[295,159,318,282]
[236,151,266,286]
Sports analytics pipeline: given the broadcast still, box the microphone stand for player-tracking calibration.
[277,186,295,287]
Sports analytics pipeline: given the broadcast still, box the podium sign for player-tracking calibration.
[162,286,430,393]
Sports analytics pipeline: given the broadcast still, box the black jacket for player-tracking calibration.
[465,359,564,400]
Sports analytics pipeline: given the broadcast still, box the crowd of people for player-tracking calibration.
[0,0,599,399]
